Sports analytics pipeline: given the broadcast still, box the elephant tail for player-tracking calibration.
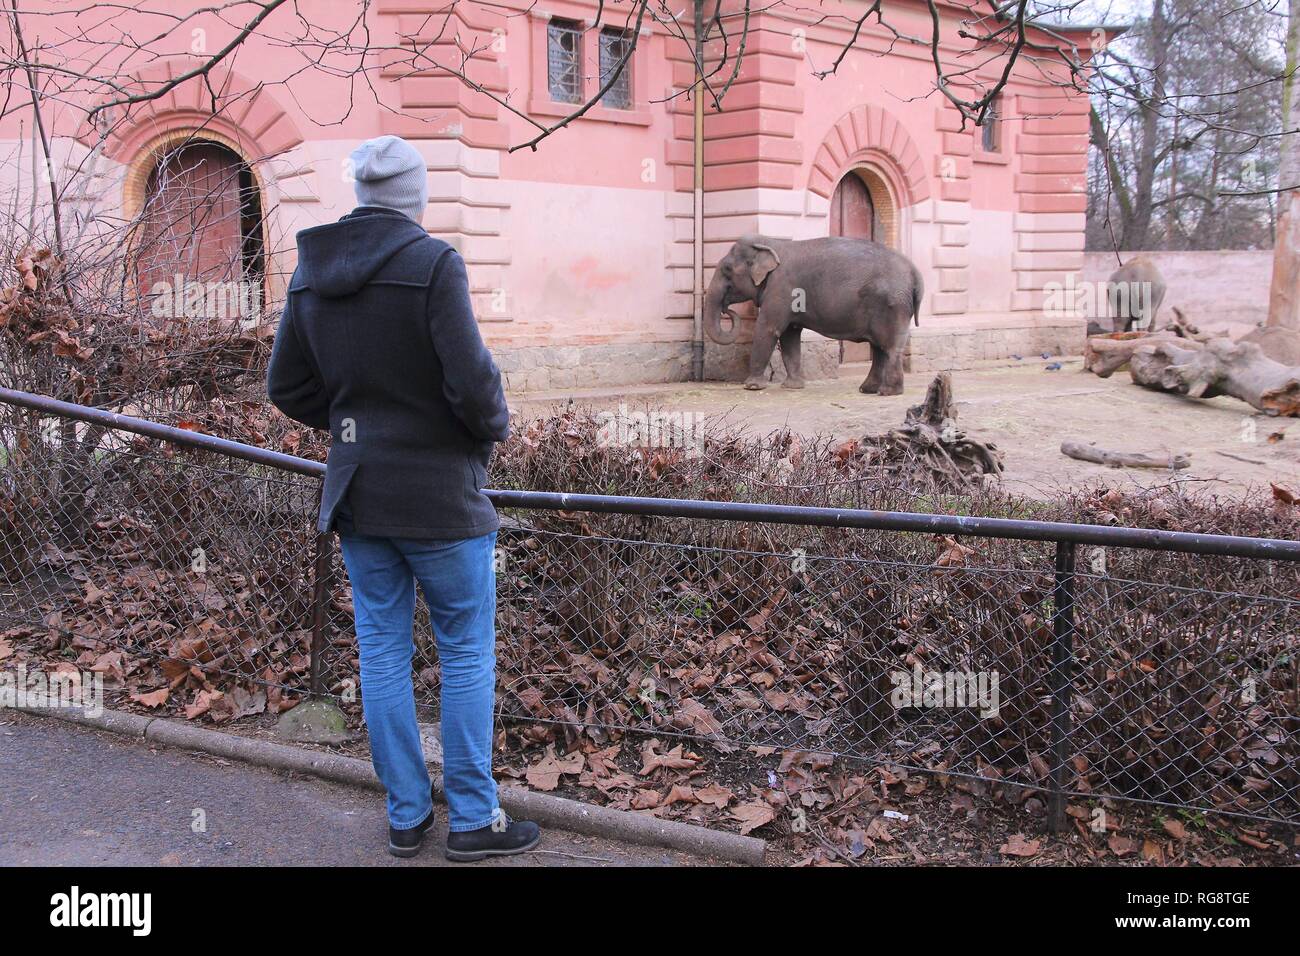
[911,277,922,327]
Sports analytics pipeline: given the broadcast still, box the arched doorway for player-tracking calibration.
[831,166,896,361]
[831,166,897,245]
[830,170,877,241]
[133,140,266,324]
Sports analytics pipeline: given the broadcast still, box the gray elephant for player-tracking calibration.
[703,234,924,395]
[1107,256,1166,332]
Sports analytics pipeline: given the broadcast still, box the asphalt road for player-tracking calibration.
[0,711,699,867]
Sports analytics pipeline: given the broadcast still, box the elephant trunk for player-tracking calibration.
[703,270,739,345]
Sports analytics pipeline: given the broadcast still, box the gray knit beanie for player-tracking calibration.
[349,135,428,225]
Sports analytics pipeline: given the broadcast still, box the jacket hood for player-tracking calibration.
[292,207,429,298]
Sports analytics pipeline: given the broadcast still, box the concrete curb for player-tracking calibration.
[9,704,766,865]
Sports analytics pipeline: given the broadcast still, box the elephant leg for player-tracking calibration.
[879,349,906,396]
[859,344,886,394]
[778,326,805,389]
[744,323,780,390]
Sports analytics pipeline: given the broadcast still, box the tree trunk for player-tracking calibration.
[1268,0,1300,329]
[1084,331,1199,378]
[1130,338,1300,416]
[1124,0,1169,249]
[1238,325,1300,364]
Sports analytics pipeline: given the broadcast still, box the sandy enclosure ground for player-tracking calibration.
[510,358,1300,499]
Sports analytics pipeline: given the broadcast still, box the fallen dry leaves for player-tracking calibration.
[639,739,699,775]
[525,746,585,791]
[129,688,169,708]
[731,801,777,835]
[999,833,1041,858]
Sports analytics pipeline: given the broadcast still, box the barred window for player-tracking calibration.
[599,27,633,110]
[982,95,1002,152]
[547,19,583,104]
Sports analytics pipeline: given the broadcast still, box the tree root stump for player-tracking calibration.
[860,372,1004,490]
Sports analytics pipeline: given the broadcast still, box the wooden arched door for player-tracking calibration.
[135,142,265,322]
[830,171,876,241]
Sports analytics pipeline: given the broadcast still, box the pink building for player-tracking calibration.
[1,1,1098,390]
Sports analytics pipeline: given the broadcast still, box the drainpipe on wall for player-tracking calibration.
[690,2,705,382]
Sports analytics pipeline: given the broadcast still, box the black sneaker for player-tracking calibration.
[444,812,541,862]
[388,794,437,858]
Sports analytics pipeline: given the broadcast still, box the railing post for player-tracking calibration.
[1048,540,1077,833]
[308,527,334,699]
[276,486,348,744]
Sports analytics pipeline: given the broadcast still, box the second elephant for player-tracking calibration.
[1107,256,1166,332]
[703,234,924,395]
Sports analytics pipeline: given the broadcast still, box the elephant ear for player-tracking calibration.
[749,243,780,287]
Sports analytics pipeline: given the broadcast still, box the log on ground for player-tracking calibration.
[1129,337,1300,417]
[1060,440,1190,470]
[1084,331,1196,378]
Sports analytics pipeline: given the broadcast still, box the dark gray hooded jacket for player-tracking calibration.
[267,206,508,539]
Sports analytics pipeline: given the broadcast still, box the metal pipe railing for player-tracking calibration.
[4,385,1299,562]
[0,387,325,477]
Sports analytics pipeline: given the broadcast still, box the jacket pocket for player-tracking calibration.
[318,461,359,532]
[466,450,487,491]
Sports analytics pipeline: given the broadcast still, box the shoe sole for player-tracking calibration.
[444,831,541,863]
[388,842,422,858]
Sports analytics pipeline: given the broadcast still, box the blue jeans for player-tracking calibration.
[338,531,499,832]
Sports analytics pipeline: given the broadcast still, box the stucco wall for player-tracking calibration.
[0,0,1099,389]
[1082,251,1274,330]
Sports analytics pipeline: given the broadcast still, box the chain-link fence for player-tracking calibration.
[3,386,1298,830]
[488,525,1299,828]
[0,394,326,718]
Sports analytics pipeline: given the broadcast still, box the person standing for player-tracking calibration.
[268,134,538,861]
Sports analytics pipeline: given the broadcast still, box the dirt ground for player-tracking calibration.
[512,357,1300,498]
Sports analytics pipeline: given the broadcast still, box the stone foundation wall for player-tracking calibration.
[496,341,695,392]
[905,315,1086,372]
[493,319,1085,392]
[703,335,841,385]
[495,334,843,392]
